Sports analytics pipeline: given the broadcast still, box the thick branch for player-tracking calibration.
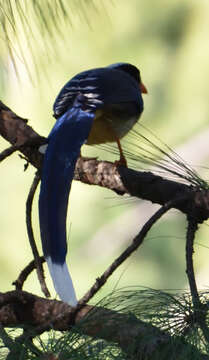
[0,100,209,222]
[0,101,45,168]
[0,290,208,360]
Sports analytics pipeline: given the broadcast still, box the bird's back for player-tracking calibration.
[53,67,143,119]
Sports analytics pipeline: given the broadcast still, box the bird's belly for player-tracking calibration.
[87,105,139,145]
[87,116,117,144]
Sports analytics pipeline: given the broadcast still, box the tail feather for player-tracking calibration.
[39,97,95,305]
[46,256,77,306]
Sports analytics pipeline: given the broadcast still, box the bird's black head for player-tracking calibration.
[107,62,147,94]
[107,62,140,82]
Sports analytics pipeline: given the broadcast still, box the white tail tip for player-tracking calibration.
[46,256,77,307]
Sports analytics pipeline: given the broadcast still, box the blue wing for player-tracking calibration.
[39,95,94,305]
[53,67,142,119]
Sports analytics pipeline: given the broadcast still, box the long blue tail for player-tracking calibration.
[39,97,94,305]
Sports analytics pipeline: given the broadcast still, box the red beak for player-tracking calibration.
[140,82,148,94]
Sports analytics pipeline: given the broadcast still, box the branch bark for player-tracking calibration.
[0,290,208,360]
[1,100,209,223]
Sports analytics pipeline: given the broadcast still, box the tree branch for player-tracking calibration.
[25,172,50,298]
[186,218,199,308]
[186,217,209,344]
[79,198,181,306]
[0,144,21,162]
[0,290,208,359]
[13,256,45,291]
[1,100,209,222]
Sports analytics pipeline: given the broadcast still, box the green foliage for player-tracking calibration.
[0,0,105,77]
[100,123,209,190]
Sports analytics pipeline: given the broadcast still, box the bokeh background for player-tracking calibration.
[0,0,209,303]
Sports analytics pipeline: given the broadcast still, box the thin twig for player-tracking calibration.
[26,172,50,298]
[0,325,15,351]
[0,326,42,360]
[78,198,185,307]
[13,256,45,290]
[0,144,20,162]
[0,325,39,360]
[186,217,209,343]
[14,330,43,357]
[186,217,199,307]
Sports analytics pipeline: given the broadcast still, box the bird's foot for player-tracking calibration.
[114,155,127,168]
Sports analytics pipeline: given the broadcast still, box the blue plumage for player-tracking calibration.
[39,63,145,305]
[39,95,94,305]
[53,65,142,120]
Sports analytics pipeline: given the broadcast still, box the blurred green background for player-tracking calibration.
[0,0,209,303]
